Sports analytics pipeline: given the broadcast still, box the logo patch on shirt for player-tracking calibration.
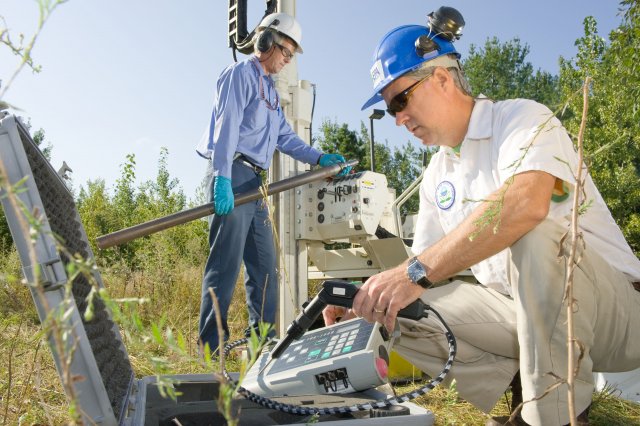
[435,181,455,210]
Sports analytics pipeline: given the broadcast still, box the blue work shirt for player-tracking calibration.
[196,56,323,178]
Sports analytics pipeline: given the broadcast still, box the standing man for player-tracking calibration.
[324,22,640,426]
[197,12,349,354]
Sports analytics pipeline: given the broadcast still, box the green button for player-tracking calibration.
[309,349,321,357]
[342,346,352,353]
[321,352,331,359]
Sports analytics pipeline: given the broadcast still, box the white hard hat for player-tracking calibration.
[258,12,303,53]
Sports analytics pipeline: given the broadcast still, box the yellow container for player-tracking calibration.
[388,350,423,381]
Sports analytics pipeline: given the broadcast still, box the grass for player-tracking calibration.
[394,379,640,425]
[1,247,639,425]
[0,250,71,425]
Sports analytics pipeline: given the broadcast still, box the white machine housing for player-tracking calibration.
[296,171,393,241]
[294,172,412,281]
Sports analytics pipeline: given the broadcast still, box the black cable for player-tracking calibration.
[309,83,316,146]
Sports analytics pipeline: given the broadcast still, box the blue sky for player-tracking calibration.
[0,1,624,199]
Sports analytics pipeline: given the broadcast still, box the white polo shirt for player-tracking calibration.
[412,97,640,296]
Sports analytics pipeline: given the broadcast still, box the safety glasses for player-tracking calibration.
[275,43,294,59]
[386,74,431,117]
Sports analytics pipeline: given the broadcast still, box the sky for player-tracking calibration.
[0,1,625,199]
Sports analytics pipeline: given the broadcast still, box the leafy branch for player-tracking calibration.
[0,0,68,100]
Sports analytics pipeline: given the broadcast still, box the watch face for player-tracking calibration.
[408,258,433,289]
[408,258,426,282]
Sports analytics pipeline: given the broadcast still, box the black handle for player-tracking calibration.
[269,280,428,360]
[398,299,428,321]
[320,280,428,321]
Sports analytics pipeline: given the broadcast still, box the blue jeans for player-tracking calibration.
[198,159,277,352]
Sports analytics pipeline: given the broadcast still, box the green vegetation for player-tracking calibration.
[464,37,560,107]
[558,1,640,255]
[1,1,640,424]
[76,148,209,270]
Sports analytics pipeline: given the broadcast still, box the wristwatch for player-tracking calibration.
[406,257,434,289]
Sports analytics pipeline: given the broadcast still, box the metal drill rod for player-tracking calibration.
[96,160,358,249]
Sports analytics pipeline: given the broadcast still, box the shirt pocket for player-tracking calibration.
[244,99,269,129]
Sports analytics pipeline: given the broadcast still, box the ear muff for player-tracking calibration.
[257,18,280,53]
[257,29,275,53]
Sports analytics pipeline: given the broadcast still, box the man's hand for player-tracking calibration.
[351,264,425,332]
[213,176,234,215]
[319,153,351,176]
[322,305,357,326]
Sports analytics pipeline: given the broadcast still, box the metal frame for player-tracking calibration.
[0,115,131,425]
[273,0,313,333]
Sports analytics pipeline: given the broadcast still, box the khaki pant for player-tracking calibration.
[394,220,640,426]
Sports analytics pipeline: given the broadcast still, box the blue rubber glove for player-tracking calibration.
[318,153,351,177]
[213,176,234,215]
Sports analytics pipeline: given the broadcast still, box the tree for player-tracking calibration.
[32,128,52,160]
[558,2,640,254]
[315,119,368,168]
[76,179,114,261]
[463,37,560,108]
[76,148,209,270]
[133,148,207,270]
[136,147,186,217]
[109,153,141,266]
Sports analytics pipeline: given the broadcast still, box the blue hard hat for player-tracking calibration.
[361,25,460,111]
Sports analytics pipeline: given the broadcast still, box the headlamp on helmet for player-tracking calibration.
[415,6,465,59]
[361,6,465,110]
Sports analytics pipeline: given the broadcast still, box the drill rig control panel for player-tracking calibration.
[296,171,395,242]
[296,171,412,279]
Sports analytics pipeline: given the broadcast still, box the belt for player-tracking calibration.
[234,155,264,174]
[633,282,640,292]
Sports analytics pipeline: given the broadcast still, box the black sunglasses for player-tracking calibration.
[275,43,294,59]
[386,75,431,117]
